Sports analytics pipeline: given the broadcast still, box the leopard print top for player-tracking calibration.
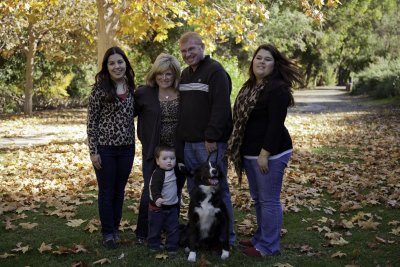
[87,83,135,155]
[159,97,179,147]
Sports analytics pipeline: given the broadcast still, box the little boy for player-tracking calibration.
[148,145,180,254]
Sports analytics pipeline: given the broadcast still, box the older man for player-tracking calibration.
[177,32,236,246]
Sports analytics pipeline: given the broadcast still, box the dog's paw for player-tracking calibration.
[221,249,229,260]
[187,251,197,262]
[184,247,190,254]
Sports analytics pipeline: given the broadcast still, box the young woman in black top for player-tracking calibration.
[227,44,302,257]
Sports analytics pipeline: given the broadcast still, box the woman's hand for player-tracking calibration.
[257,149,270,174]
[90,154,102,169]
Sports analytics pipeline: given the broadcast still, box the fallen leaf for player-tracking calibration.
[390,227,400,236]
[329,237,349,246]
[93,258,111,265]
[11,243,30,254]
[53,246,72,255]
[38,242,52,253]
[72,244,88,253]
[155,253,168,260]
[19,222,38,229]
[358,219,380,230]
[67,219,86,227]
[0,252,16,258]
[331,251,346,258]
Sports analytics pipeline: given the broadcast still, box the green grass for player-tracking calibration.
[363,96,400,107]
[1,198,399,267]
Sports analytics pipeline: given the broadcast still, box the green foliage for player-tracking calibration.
[353,58,400,98]
[214,55,247,104]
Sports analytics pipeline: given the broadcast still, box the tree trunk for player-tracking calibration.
[305,61,313,88]
[96,0,118,71]
[24,21,37,116]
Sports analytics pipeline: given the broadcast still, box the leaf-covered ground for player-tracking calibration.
[0,98,399,266]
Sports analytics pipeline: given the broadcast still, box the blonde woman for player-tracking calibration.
[134,53,184,243]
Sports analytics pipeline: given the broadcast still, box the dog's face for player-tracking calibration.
[194,161,221,186]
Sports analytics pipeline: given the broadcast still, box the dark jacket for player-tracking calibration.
[241,82,293,156]
[149,167,178,206]
[134,85,184,162]
[178,55,233,143]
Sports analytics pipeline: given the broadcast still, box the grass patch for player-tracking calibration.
[363,96,400,107]
[1,200,399,267]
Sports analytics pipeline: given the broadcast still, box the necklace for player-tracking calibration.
[159,89,176,100]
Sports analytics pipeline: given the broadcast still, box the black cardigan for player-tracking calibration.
[134,85,184,161]
[241,83,293,156]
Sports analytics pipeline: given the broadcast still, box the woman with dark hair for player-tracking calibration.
[227,44,302,257]
[134,53,185,244]
[87,46,136,249]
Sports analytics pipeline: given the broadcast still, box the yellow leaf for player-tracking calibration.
[358,219,380,230]
[11,243,30,254]
[329,237,349,246]
[19,222,38,229]
[331,251,346,258]
[155,253,168,260]
[72,244,88,253]
[66,219,86,227]
[38,242,52,253]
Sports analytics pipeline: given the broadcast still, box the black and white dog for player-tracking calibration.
[184,157,230,262]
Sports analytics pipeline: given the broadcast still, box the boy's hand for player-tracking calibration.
[155,198,164,207]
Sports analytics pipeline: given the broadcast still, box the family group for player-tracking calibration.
[86,31,302,258]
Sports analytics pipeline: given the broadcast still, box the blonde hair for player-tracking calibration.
[179,32,204,46]
[145,53,181,90]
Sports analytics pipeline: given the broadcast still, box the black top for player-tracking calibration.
[134,85,183,161]
[241,83,293,156]
[178,55,233,142]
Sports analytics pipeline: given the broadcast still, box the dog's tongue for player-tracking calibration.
[209,178,219,185]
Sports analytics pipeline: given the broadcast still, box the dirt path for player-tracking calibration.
[0,88,370,149]
[291,87,368,114]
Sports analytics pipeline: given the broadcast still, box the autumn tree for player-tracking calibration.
[0,0,96,115]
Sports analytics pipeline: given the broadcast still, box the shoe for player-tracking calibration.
[103,238,117,249]
[243,247,262,257]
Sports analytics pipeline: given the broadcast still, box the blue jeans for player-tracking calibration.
[184,142,236,245]
[243,152,291,255]
[148,205,180,251]
[94,145,134,237]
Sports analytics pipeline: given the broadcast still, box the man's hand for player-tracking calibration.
[90,154,102,170]
[205,141,217,154]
